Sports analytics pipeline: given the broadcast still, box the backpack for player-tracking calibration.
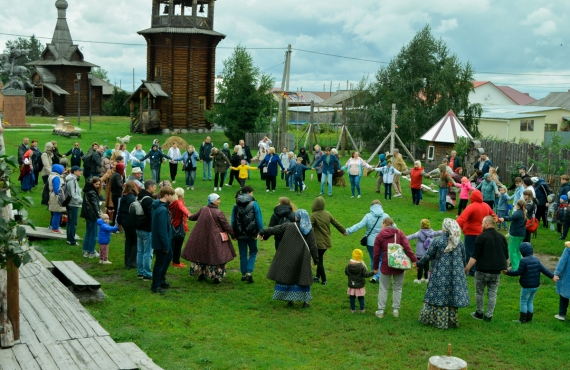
[83,152,93,170]
[129,196,151,229]
[33,153,44,173]
[423,235,433,250]
[57,181,72,207]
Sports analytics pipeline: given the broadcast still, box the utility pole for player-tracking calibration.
[390,104,396,153]
[280,45,292,150]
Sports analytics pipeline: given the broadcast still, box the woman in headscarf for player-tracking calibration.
[416,218,470,329]
[101,149,113,177]
[258,210,319,308]
[19,149,34,192]
[181,193,236,284]
[210,147,231,192]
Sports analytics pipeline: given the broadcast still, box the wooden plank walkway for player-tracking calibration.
[52,261,101,290]
[22,226,81,241]
[0,261,162,370]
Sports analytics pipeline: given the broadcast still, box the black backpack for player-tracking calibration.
[83,153,93,170]
[33,153,44,173]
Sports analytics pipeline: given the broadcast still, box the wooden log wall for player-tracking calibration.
[46,66,103,117]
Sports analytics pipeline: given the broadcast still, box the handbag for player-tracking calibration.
[526,217,539,233]
[360,216,381,246]
[208,208,229,242]
[171,207,186,241]
[387,234,412,270]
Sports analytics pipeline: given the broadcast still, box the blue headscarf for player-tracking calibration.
[295,209,312,235]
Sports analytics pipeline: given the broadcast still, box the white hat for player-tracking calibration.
[131,167,143,174]
[208,193,220,204]
[531,177,539,183]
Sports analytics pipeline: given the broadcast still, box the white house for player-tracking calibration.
[469,81,536,106]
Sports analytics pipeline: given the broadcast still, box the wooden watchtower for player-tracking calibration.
[129,0,225,133]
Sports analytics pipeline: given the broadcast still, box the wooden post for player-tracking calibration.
[390,103,396,153]
[281,98,287,151]
[341,101,347,156]
[6,260,19,341]
[129,101,134,133]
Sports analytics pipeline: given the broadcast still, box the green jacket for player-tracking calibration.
[310,197,346,249]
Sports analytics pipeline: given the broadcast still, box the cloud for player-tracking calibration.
[435,19,459,33]
[521,8,558,36]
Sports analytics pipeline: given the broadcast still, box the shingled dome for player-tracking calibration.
[420,110,473,144]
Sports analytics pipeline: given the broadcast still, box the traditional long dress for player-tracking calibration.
[259,222,319,303]
[19,155,35,191]
[417,233,470,329]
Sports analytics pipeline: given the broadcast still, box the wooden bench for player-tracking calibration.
[51,261,105,302]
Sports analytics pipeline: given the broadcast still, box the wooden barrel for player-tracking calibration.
[427,355,467,370]
[472,140,481,148]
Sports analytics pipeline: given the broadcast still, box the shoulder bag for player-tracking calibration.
[360,216,381,246]
[387,234,412,270]
[294,223,311,254]
[208,208,229,242]
[171,206,186,241]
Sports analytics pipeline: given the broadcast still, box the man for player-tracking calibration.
[391,149,408,198]
[127,167,144,190]
[136,179,156,282]
[17,137,29,166]
[82,142,98,180]
[464,216,509,322]
[150,186,175,294]
[65,142,84,168]
[457,190,497,276]
[90,145,104,180]
[239,139,253,164]
[558,174,570,201]
[312,147,341,196]
[65,166,83,246]
[30,140,41,187]
[508,165,531,191]
[199,136,214,181]
[474,153,492,176]
[447,150,461,171]
[142,144,171,183]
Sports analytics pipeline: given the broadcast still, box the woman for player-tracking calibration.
[258,147,285,192]
[181,193,236,284]
[373,217,417,318]
[19,149,34,192]
[131,144,148,180]
[110,163,125,225]
[40,142,54,184]
[417,219,470,329]
[117,180,138,269]
[101,149,113,178]
[48,164,66,234]
[210,147,231,192]
[437,160,457,213]
[268,197,296,250]
[222,142,231,181]
[81,177,102,258]
[173,145,200,190]
[342,151,372,198]
[403,161,431,205]
[170,187,191,268]
[167,142,181,183]
[476,173,499,210]
[120,143,131,166]
[331,148,346,187]
[311,145,324,183]
[259,209,319,308]
[51,140,62,165]
[501,199,527,270]
[345,200,390,284]
[227,145,244,187]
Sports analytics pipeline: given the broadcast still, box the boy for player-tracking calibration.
[96,214,118,263]
[151,186,175,294]
[289,157,313,194]
[557,195,570,240]
[508,177,524,207]
[374,160,402,200]
[496,186,509,231]
[230,159,259,188]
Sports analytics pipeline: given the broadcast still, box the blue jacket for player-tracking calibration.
[558,183,570,201]
[497,193,508,212]
[97,219,118,244]
[142,149,171,170]
[534,178,550,205]
[503,209,526,237]
[508,185,524,205]
[312,153,340,175]
[174,150,200,169]
[258,154,284,176]
[507,242,554,288]
[555,246,570,299]
[346,204,390,247]
[290,163,311,178]
[151,199,173,251]
[378,153,387,167]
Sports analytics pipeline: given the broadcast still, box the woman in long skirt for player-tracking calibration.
[19,149,35,192]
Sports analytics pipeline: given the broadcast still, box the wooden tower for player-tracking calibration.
[129,0,225,133]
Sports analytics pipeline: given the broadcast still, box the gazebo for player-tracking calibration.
[420,109,472,169]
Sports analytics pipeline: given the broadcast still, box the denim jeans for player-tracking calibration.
[151,168,160,183]
[83,219,98,254]
[475,271,501,317]
[136,229,153,278]
[66,206,80,243]
[202,160,213,180]
[366,244,381,281]
[438,187,448,212]
[294,176,303,192]
[238,239,258,275]
[51,212,62,231]
[349,174,361,196]
[152,249,172,290]
[497,210,507,230]
[320,173,333,195]
[464,235,477,275]
[185,170,196,187]
[285,172,293,190]
[520,287,538,313]
[560,295,569,316]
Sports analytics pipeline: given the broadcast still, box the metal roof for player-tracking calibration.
[495,85,536,105]
[90,76,124,95]
[43,83,69,95]
[462,105,566,120]
[128,81,169,101]
[528,92,570,110]
[27,57,98,68]
[35,67,57,84]
[138,27,226,37]
[317,90,357,107]
[421,110,472,143]
[272,91,324,104]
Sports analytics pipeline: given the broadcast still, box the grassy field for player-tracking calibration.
[3,116,569,369]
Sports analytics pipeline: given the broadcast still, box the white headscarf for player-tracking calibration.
[442,218,461,252]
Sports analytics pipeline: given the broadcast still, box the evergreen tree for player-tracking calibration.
[4,35,43,64]
[103,87,129,116]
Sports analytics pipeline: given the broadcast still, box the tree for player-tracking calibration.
[91,67,109,82]
[530,133,569,176]
[347,25,482,147]
[4,35,42,65]
[103,87,129,116]
[205,45,275,143]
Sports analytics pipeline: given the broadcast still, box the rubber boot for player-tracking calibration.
[520,312,528,324]
[526,312,533,323]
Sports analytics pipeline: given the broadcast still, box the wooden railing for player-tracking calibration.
[25,97,52,115]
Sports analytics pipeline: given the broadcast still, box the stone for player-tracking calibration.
[181,129,189,134]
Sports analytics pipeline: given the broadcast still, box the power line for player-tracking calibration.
[293,48,389,64]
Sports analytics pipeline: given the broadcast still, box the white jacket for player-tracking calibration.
[374,166,401,184]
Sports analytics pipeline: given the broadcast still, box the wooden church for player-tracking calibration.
[129,0,225,133]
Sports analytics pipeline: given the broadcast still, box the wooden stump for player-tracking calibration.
[427,356,467,370]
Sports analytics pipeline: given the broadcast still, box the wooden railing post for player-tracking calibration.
[6,259,19,341]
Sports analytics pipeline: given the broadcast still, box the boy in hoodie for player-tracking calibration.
[407,219,443,283]
[142,144,171,183]
[289,157,314,194]
[375,153,387,194]
[150,186,175,294]
[504,242,555,323]
[65,166,83,245]
[96,214,118,262]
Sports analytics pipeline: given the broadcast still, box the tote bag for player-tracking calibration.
[387,234,412,270]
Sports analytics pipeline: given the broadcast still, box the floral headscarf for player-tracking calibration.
[442,218,461,253]
[295,209,312,235]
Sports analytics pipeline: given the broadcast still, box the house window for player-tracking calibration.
[427,145,435,160]
[199,96,206,111]
[155,67,162,78]
[520,120,534,132]
[545,124,558,132]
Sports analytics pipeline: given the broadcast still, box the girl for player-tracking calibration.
[342,152,373,198]
[131,144,148,180]
[167,142,181,183]
[170,188,191,268]
[97,214,118,263]
[496,186,509,231]
[501,199,528,270]
[345,249,374,313]
[402,160,430,205]
[230,159,259,188]
[406,219,443,283]
[457,177,474,216]
[374,161,401,200]
[554,241,570,321]
[523,189,538,243]
[19,149,34,192]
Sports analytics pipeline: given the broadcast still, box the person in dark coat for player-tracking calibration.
[110,163,125,225]
[136,180,156,280]
[508,165,532,191]
[17,137,29,166]
[345,249,374,313]
[81,177,102,257]
[181,193,236,284]
[90,146,104,179]
[259,209,319,308]
[298,147,310,181]
[227,145,244,187]
[117,181,139,270]
[30,140,41,186]
[150,187,175,294]
[446,150,462,171]
[239,139,253,164]
[64,142,84,168]
[142,144,171,183]
[258,147,284,192]
[267,197,296,249]
[200,136,214,181]
[473,153,492,176]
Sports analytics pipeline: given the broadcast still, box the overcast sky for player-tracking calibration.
[2,0,569,99]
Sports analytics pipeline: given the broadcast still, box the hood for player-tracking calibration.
[519,242,533,257]
[116,163,125,175]
[299,147,306,153]
[84,181,97,193]
[370,203,385,217]
[65,173,77,182]
[379,153,386,161]
[470,190,483,203]
[96,219,107,227]
[274,204,293,217]
[152,199,169,211]
[378,227,398,238]
[484,173,492,180]
[547,194,556,203]
[52,164,64,175]
[346,262,365,274]
[105,149,113,158]
[418,229,434,239]
[138,189,154,199]
[44,142,54,152]
[236,193,254,207]
[312,197,325,212]
[438,164,447,173]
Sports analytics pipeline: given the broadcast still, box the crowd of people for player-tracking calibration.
[14,135,570,327]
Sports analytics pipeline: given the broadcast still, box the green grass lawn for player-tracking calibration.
[3,117,569,369]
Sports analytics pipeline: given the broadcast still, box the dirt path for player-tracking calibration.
[535,253,560,271]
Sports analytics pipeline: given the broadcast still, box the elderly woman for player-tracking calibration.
[342,151,372,198]
[40,142,54,184]
[210,147,231,192]
[417,219,470,329]
[117,180,139,269]
[181,193,236,284]
[258,147,285,192]
[259,210,319,308]
[173,145,200,190]
[227,145,244,187]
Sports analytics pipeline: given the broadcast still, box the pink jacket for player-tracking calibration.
[459,182,474,200]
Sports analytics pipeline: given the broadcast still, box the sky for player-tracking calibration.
[1,0,570,99]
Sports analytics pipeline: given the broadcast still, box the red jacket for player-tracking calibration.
[456,190,497,236]
[373,227,418,275]
[410,167,426,190]
[169,199,191,232]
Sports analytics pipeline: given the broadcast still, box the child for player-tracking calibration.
[496,186,509,230]
[457,176,474,216]
[557,195,569,238]
[345,249,374,313]
[554,241,570,321]
[286,151,296,191]
[503,242,555,323]
[374,161,401,200]
[230,159,259,188]
[501,199,528,270]
[406,219,443,283]
[508,177,524,206]
[289,157,313,194]
[96,214,118,264]
[523,189,538,243]
[547,194,558,231]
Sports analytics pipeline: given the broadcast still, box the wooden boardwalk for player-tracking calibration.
[0,261,162,370]
[23,226,81,241]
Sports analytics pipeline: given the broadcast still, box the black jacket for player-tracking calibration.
[507,242,554,288]
[117,193,136,229]
[230,153,244,168]
[242,145,253,162]
[447,155,462,171]
[110,171,124,197]
[136,189,155,232]
[65,147,84,167]
[345,262,374,289]
[80,182,101,220]
[268,204,296,248]
[91,151,103,175]
[18,143,29,165]
[559,183,570,200]
[200,142,214,162]
[298,148,310,165]
[232,194,259,239]
[473,228,509,273]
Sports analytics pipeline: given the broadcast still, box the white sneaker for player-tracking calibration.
[191,187,194,190]
[225,184,231,187]
[83,251,90,258]
[172,181,176,184]
[186,187,190,190]
[101,260,112,265]
[421,278,429,283]
[351,196,354,198]
[219,186,222,191]
[357,195,361,198]
[413,279,421,284]
[375,310,384,318]
[214,187,218,192]
[266,189,270,192]
[93,251,100,258]
[393,310,399,317]
[555,314,566,321]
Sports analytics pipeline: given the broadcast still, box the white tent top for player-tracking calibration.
[420,110,473,143]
